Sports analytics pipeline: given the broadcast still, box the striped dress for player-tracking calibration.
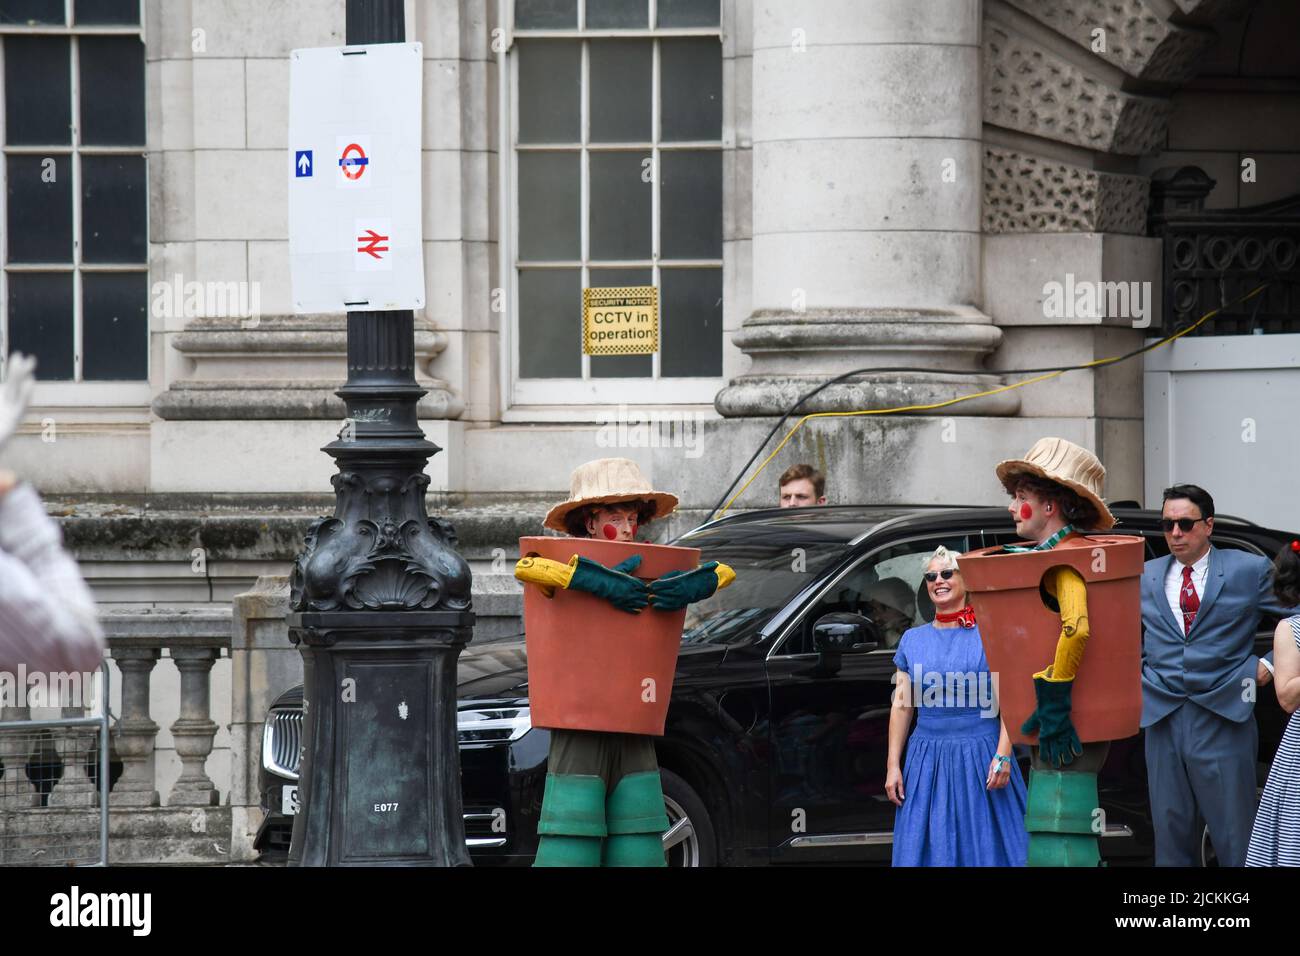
[1246,616,1300,867]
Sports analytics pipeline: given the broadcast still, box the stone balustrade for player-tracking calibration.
[0,607,236,865]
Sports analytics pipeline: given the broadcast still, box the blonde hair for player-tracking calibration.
[924,545,960,573]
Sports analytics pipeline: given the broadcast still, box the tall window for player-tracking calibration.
[1,0,147,383]
[508,0,723,406]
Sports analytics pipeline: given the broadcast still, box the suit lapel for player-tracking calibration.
[1190,546,1224,635]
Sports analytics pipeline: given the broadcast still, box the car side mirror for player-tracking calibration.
[812,612,881,654]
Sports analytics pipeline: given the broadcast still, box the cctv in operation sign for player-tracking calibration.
[582,286,659,356]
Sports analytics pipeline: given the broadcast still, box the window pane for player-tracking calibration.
[80,36,146,145]
[660,150,721,259]
[661,268,721,377]
[515,0,576,29]
[588,267,652,378]
[589,151,651,261]
[83,272,147,380]
[0,0,64,24]
[587,0,647,28]
[517,40,580,144]
[82,155,147,263]
[657,0,719,27]
[590,40,651,142]
[7,273,74,380]
[74,0,139,24]
[519,268,581,378]
[661,38,721,141]
[6,155,73,263]
[518,151,579,261]
[4,36,71,145]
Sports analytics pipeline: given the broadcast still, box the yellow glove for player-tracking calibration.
[514,556,577,597]
[1033,565,1090,682]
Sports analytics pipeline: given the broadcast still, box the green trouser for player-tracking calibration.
[1026,741,1111,867]
[534,729,670,868]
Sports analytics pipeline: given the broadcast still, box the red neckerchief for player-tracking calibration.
[935,605,977,628]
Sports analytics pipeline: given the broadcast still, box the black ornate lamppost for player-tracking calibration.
[285,0,475,867]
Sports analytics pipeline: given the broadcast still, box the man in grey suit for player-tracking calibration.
[1141,484,1289,866]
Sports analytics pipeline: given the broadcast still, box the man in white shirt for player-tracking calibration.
[0,353,105,674]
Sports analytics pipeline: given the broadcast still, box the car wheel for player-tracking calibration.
[661,768,717,867]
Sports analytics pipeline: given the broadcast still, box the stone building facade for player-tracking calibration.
[1,0,1297,860]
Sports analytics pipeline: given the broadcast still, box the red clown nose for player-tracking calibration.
[1019,503,1033,521]
[601,523,619,540]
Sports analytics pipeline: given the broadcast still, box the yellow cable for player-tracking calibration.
[718,283,1269,517]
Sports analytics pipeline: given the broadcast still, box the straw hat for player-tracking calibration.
[995,437,1115,531]
[543,458,679,534]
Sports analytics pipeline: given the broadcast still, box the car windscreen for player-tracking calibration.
[671,527,849,646]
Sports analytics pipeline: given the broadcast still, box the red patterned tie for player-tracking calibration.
[1180,565,1200,635]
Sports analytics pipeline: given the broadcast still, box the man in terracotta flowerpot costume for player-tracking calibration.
[513,458,735,867]
[962,437,1143,867]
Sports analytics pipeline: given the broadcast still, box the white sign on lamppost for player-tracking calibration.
[288,42,424,313]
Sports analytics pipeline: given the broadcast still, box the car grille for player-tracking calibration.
[263,703,530,781]
[463,809,509,849]
[263,708,303,779]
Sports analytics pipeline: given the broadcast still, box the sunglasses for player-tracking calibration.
[1160,517,1208,533]
[923,569,958,582]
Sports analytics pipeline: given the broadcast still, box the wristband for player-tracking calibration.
[992,754,1011,771]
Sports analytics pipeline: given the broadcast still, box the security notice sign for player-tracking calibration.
[288,42,424,313]
[582,286,659,355]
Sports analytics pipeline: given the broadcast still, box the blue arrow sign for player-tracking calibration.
[295,150,312,177]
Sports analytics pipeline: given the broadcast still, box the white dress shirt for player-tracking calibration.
[1164,548,1210,633]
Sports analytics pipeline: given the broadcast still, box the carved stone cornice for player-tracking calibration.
[984,21,1170,155]
[1003,0,1216,84]
[984,146,1150,234]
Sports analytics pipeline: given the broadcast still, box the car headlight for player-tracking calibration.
[456,705,532,744]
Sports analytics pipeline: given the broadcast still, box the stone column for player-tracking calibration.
[717,0,1016,416]
[109,647,161,807]
[167,647,220,807]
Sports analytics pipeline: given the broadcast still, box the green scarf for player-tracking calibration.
[1004,524,1076,553]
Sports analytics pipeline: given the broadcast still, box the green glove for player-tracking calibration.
[567,556,649,614]
[648,562,721,611]
[1021,677,1082,768]
[611,555,643,575]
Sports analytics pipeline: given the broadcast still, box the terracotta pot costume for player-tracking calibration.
[514,459,735,867]
[960,438,1142,867]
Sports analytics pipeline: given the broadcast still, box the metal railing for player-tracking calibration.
[0,661,110,866]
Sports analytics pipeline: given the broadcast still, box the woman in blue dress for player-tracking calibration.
[886,546,1028,866]
[1246,541,1300,866]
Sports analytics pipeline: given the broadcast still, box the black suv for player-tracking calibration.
[257,504,1295,865]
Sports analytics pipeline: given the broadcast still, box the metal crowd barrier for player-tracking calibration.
[0,660,110,866]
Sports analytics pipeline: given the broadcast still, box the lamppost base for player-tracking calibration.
[286,610,475,867]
